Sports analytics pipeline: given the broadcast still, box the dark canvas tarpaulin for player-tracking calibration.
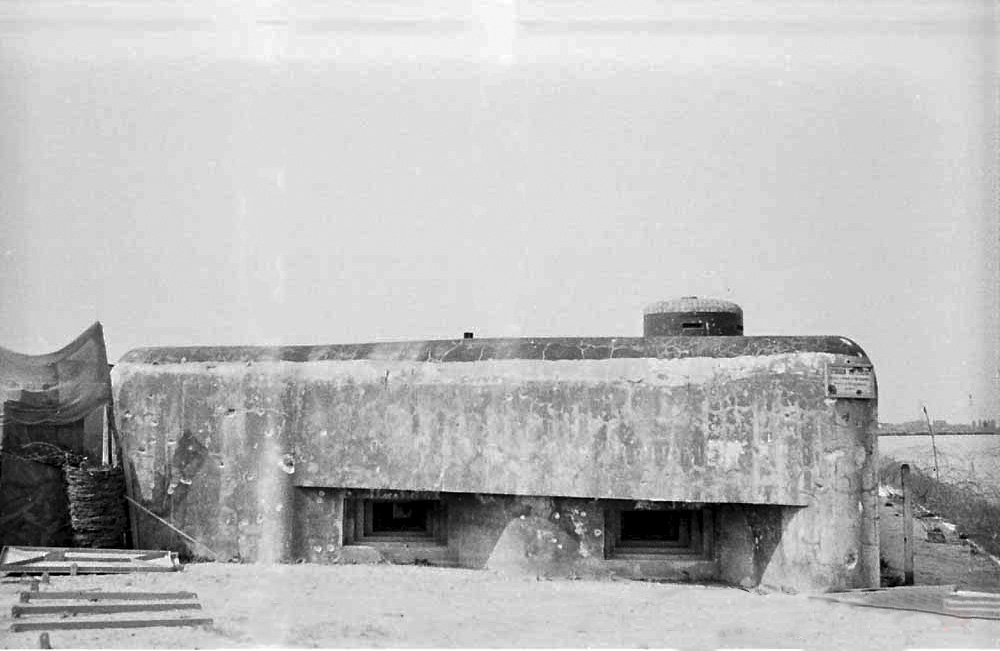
[0,323,113,546]
[1,322,111,427]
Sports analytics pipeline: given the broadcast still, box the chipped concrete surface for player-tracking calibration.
[115,352,844,504]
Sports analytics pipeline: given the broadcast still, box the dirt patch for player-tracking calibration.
[1,561,999,649]
[879,494,1000,590]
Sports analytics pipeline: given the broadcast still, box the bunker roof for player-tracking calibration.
[117,335,869,366]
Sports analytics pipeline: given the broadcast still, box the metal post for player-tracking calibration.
[901,463,914,586]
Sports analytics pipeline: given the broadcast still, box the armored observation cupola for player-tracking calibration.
[643,296,744,337]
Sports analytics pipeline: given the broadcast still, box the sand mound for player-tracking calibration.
[486,515,583,578]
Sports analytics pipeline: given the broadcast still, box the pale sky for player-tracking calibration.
[1,1,997,424]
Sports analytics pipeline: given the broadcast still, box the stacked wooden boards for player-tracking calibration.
[0,546,178,574]
[10,589,212,632]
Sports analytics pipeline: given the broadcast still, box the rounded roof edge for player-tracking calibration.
[114,335,870,366]
[643,297,743,316]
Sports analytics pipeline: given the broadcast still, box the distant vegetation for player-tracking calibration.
[879,418,998,434]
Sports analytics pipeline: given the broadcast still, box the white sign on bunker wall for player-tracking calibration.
[825,363,875,399]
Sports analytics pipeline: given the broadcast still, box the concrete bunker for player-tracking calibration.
[112,298,879,592]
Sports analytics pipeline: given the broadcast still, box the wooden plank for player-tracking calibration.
[0,564,178,574]
[63,550,161,557]
[134,551,169,561]
[3,545,166,556]
[902,463,915,586]
[0,555,49,568]
[56,555,130,563]
[63,551,151,559]
[21,591,198,602]
[10,617,214,632]
[13,602,201,617]
[8,558,176,568]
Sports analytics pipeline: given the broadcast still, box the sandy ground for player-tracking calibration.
[2,555,1000,650]
[1,502,998,649]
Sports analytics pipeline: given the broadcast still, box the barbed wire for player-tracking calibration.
[64,465,128,548]
[1,441,126,548]
[1,441,89,468]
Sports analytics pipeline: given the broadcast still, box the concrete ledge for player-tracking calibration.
[604,558,719,582]
[344,542,457,567]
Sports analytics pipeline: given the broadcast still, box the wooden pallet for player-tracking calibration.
[8,589,213,633]
[0,546,179,575]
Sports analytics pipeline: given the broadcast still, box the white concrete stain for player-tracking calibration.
[114,351,852,390]
[707,439,746,469]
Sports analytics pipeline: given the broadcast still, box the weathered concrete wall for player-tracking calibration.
[289,488,865,589]
[293,487,344,564]
[291,489,719,582]
[119,373,295,562]
[112,335,878,591]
